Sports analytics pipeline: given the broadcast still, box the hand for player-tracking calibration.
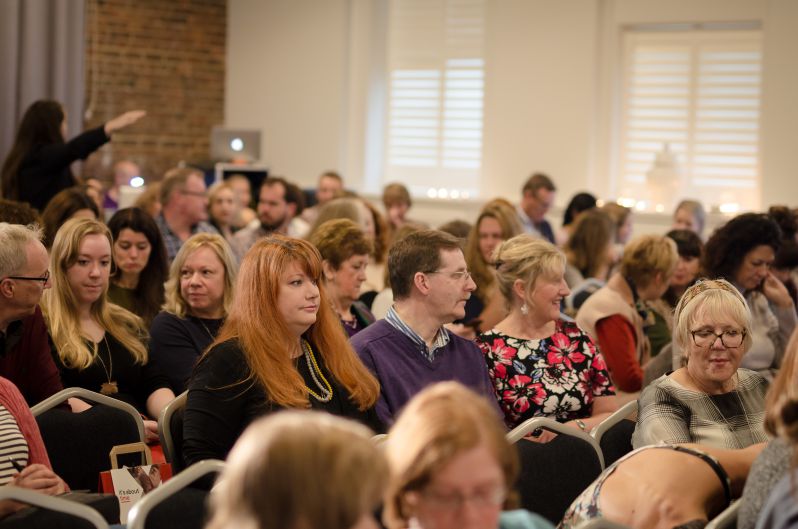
[11,464,66,496]
[105,110,146,135]
[143,419,160,443]
[762,272,794,308]
[523,429,558,443]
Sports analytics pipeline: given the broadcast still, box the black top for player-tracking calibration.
[51,332,171,415]
[148,311,223,394]
[18,126,109,211]
[182,338,383,466]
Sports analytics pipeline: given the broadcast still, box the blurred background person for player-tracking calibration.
[662,229,704,309]
[603,202,633,246]
[41,187,99,248]
[556,191,597,247]
[134,181,162,218]
[310,219,375,337]
[207,181,238,242]
[517,172,556,244]
[301,170,344,226]
[1,99,144,211]
[149,233,237,394]
[382,182,420,241]
[103,159,141,213]
[107,207,168,328]
[672,199,706,239]
[225,174,257,229]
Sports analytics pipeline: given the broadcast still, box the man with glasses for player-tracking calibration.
[156,167,219,262]
[351,230,499,426]
[0,223,63,405]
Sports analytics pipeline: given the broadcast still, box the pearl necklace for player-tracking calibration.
[301,340,333,402]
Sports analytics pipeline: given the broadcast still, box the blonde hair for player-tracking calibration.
[162,233,237,318]
[494,234,565,308]
[465,201,523,301]
[42,218,147,369]
[383,382,519,529]
[765,330,798,437]
[672,279,753,358]
[619,234,678,288]
[207,411,387,529]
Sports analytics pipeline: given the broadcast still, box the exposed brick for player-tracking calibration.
[82,0,226,184]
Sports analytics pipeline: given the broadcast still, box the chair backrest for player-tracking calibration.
[592,400,638,467]
[127,459,225,529]
[508,418,604,525]
[705,500,740,529]
[0,486,110,529]
[32,388,146,492]
[158,390,188,473]
[643,342,673,387]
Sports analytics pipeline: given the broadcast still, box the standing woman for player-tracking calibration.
[42,218,175,439]
[107,207,169,327]
[148,233,237,394]
[309,219,375,337]
[182,234,382,466]
[1,100,145,211]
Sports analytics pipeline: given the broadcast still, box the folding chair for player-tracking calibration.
[31,387,146,492]
[0,486,109,529]
[575,517,633,529]
[158,391,188,473]
[127,459,225,529]
[705,500,740,529]
[591,400,638,467]
[507,417,604,525]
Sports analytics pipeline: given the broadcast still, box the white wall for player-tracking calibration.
[226,0,798,228]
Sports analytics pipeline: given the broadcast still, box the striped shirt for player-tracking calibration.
[385,306,450,362]
[0,403,29,485]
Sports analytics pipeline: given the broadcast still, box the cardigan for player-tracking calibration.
[351,320,500,426]
[0,377,52,472]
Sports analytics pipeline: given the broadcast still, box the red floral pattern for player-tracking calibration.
[477,319,615,428]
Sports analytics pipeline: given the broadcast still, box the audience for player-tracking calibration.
[556,191,596,247]
[361,199,390,296]
[0,224,63,406]
[207,181,238,242]
[107,207,168,328]
[351,230,499,426]
[663,229,704,309]
[691,213,797,379]
[42,218,175,440]
[231,176,306,261]
[149,233,237,394]
[103,159,141,213]
[478,235,616,432]
[603,202,633,246]
[40,187,99,248]
[301,170,344,226]
[206,411,387,529]
[577,235,677,393]
[672,199,706,239]
[634,279,768,448]
[134,181,162,218]
[382,182,414,238]
[0,199,41,225]
[309,219,375,337]
[517,173,556,244]
[370,222,425,320]
[1,99,144,211]
[384,382,554,529]
[463,200,523,333]
[563,208,615,290]
[182,235,381,466]
[155,167,218,262]
[224,174,257,229]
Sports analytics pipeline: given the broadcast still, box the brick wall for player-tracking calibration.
[82,0,226,183]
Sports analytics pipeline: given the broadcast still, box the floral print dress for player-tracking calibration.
[477,319,615,429]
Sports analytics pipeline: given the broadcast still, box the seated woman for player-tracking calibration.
[42,218,175,440]
[383,382,554,529]
[207,181,237,242]
[692,213,797,379]
[477,235,616,431]
[737,330,798,529]
[556,192,596,247]
[182,235,382,466]
[309,219,375,337]
[563,208,616,315]
[672,199,706,239]
[560,441,764,529]
[576,235,678,393]
[148,233,237,394]
[663,229,704,309]
[107,207,169,327]
[463,200,523,333]
[633,279,769,449]
[206,411,387,529]
[41,187,99,248]
[602,202,633,247]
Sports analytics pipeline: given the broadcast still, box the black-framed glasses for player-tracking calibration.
[690,328,746,348]
[3,270,50,284]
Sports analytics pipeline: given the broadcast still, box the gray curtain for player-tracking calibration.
[0,0,85,164]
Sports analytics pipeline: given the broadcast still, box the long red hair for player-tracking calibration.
[212,234,379,410]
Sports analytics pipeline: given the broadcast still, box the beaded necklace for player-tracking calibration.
[301,339,333,402]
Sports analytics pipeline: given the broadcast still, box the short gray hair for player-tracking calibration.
[0,223,44,278]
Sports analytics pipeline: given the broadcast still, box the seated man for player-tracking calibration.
[351,230,499,425]
[0,223,62,406]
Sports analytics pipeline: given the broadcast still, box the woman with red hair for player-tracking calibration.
[182,234,382,465]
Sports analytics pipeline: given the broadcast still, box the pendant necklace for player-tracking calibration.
[96,336,118,396]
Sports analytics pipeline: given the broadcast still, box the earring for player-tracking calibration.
[520,303,528,315]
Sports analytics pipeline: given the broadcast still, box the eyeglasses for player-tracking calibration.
[3,270,50,284]
[690,329,746,348]
[180,189,207,198]
[421,486,506,512]
[426,270,472,282]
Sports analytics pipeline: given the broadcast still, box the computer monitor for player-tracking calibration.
[210,127,261,163]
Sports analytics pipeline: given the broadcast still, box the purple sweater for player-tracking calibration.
[351,320,499,425]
